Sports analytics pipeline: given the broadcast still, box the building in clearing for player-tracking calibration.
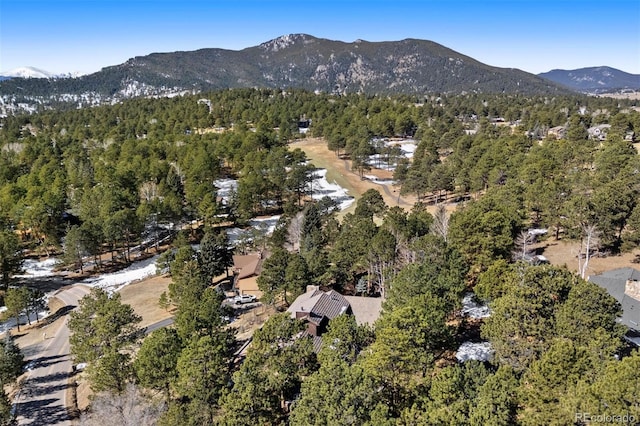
[287,285,383,351]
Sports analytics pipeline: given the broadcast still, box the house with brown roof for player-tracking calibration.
[216,253,263,298]
[232,253,262,280]
[287,285,383,351]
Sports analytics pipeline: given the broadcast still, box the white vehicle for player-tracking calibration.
[233,294,257,305]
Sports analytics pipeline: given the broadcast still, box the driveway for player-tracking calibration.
[14,285,91,426]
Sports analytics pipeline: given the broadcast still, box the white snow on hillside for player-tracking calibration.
[310,169,355,211]
[14,258,59,278]
[82,255,160,292]
[227,215,281,246]
[214,178,238,205]
[456,341,494,362]
[367,138,417,171]
[363,175,395,185]
[389,139,417,159]
[1,66,54,79]
[223,166,354,245]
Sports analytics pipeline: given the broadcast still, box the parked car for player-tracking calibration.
[233,294,257,305]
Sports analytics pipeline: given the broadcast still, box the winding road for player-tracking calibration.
[14,285,91,426]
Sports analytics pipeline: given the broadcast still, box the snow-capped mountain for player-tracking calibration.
[0,66,55,79]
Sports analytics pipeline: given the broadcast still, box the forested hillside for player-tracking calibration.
[539,66,640,93]
[0,34,572,115]
[2,89,640,424]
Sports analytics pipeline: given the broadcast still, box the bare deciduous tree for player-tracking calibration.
[430,203,449,242]
[579,224,600,279]
[512,230,533,262]
[139,181,159,203]
[80,384,164,426]
[287,211,305,252]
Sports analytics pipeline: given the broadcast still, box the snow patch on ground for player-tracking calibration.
[81,255,160,292]
[368,138,417,171]
[15,257,59,278]
[214,178,238,205]
[393,140,417,158]
[226,215,281,246]
[0,310,48,335]
[311,169,355,211]
[225,167,354,245]
[363,175,395,185]
[456,341,494,362]
[461,293,491,319]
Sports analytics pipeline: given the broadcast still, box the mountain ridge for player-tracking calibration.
[0,34,576,113]
[538,66,640,93]
[0,66,56,79]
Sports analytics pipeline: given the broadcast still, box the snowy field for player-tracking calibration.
[456,341,494,362]
[310,169,355,211]
[226,215,282,246]
[367,138,417,171]
[15,257,59,278]
[363,175,395,185]
[222,167,354,246]
[81,254,160,292]
[0,256,55,333]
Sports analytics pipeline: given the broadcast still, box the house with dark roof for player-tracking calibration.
[287,285,383,351]
[589,267,640,345]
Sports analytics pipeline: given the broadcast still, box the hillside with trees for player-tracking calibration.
[1,88,640,424]
[0,34,573,115]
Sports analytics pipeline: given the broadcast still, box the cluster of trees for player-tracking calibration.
[3,286,46,332]
[69,227,237,424]
[0,335,24,424]
[257,190,445,303]
[227,197,635,425]
[3,87,640,424]
[0,89,638,276]
[318,95,640,259]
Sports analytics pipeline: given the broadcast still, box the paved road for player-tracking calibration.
[144,317,174,334]
[14,285,91,426]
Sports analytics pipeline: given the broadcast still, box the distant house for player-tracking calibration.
[587,124,611,141]
[547,126,566,140]
[298,119,311,134]
[589,268,640,345]
[287,285,383,351]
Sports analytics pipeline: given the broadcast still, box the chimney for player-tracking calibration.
[625,280,640,301]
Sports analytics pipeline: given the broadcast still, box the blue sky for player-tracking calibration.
[1,0,639,75]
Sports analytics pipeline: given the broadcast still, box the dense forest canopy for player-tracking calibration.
[1,89,638,260]
[2,88,640,424]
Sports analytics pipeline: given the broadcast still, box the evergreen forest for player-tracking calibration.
[1,89,640,425]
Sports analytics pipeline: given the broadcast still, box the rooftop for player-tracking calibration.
[589,267,640,331]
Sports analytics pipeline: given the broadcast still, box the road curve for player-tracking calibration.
[14,285,91,426]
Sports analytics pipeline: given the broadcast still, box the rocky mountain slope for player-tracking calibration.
[1,34,571,114]
[538,66,640,93]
